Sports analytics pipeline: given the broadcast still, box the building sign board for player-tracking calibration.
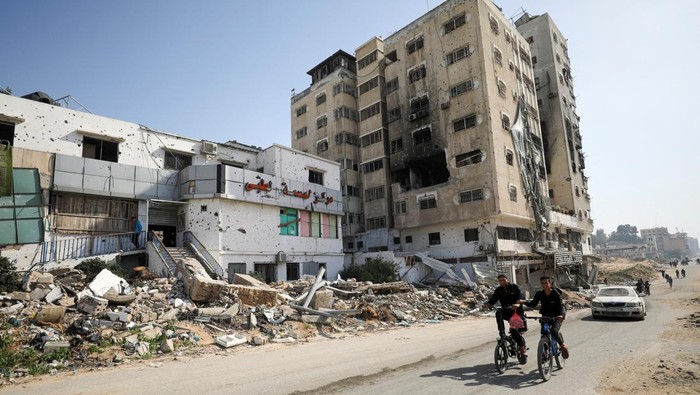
[554,251,582,266]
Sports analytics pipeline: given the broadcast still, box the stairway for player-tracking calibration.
[165,247,199,263]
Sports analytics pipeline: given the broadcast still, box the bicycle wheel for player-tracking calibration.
[537,337,552,381]
[555,333,566,369]
[494,342,508,374]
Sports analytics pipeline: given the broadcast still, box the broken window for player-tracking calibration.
[506,149,514,166]
[361,130,383,147]
[364,186,385,202]
[366,216,386,230]
[316,115,327,129]
[164,151,192,171]
[308,169,324,185]
[409,96,429,120]
[456,150,482,167]
[359,76,380,95]
[429,232,441,245]
[501,113,511,130]
[489,15,499,34]
[339,158,358,171]
[279,208,298,236]
[316,139,328,154]
[497,80,507,98]
[403,153,450,189]
[509,185,518,202]
[516,228,533,242]
[333,82,356,97]
[360,102,381,120]
[358,50,378,69]
[357,241,364,249]
[405,235,413,243]
[459,188,484,203]
[390,138,404,154]
[388,107,401,123]
[362,159,383,173]
[450,79,475,97]
[82,136,119,163]
[394,200,407,214]
[295,105,307,117]
[418,196,437,210]
[408,65,427,83]
[295,127,307,139]
[335,132,359,146]
[343,185,360,197]
[446,46,471,65]
[406,36,424,54]
[0,121,14,146]
[575,186,580,197]
[316,93,326,105]
[386,77,399,94]
[549,189,554,198]
[464,228,479,242]
[453,114,477,132]
[413,127,432,145]
[497,226,516,240]
[444,13,466,34]
[493,46,502,66]
[334,106,359,121]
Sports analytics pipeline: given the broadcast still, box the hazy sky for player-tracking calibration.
[2,1,699,240]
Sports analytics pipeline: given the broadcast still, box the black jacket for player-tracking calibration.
[487,283,523,308]
[525,289,566,317]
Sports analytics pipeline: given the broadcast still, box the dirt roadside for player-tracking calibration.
[596,262,700,394]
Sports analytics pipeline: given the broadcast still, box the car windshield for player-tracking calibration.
[598,288,632,297]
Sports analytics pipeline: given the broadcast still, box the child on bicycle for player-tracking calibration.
[484,274,528,360]
[520,276,569,359]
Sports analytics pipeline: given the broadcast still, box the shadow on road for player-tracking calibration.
[420,361,557,390]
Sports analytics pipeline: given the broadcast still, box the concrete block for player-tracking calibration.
[30,288,51,300]
[252,336,268,346]
[226,284,278,306]
[35,306,66,324]
[141,328,162,340]
[10,292,31,301]
[177,261,227,302]
[310,289,334,310]
[43,341,70,353]
[45,287,63,303]
[158,309,179,322]
[160,339,175,353]
[88,269,129,297]
[124,334,139,344]
[76,294,108,315]
[232,273,269,288]
[215,333,247,348]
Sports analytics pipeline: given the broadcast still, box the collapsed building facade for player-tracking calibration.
[291,0,594,288]
[0,93,344,281]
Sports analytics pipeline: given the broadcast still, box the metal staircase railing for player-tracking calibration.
[149,231,178,276]
[39,231,145,264]
[183,231,224,280]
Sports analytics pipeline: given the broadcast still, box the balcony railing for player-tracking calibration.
[39,231,145,264]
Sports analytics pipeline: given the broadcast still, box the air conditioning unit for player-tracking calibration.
[276,251,287,263]
[408,114,418,122]
[201,141,217,155]
[440,101,450,110]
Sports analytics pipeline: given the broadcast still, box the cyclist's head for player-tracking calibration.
[497,274,509,287]
[540,276,552,290]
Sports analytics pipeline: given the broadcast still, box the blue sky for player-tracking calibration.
[2,1,699,243]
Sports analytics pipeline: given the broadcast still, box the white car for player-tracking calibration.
[590,286,646,320]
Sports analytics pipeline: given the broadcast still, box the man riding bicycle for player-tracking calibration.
[520,276,569,359]
[484,274,528,360]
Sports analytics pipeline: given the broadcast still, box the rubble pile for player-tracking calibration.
[1,264,586,382]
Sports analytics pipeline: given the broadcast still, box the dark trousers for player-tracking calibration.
[545,319,564,346]
[496,309,526,347]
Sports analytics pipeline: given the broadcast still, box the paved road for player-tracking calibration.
[5,267,694,395]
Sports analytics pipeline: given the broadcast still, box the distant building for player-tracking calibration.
[0,93,344,281]
[594,243,656,259]
[688,237,699,257]
[291,0,593,287]
[640,227,689,258]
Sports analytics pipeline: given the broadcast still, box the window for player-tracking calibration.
[316,93,326,105]
[164,151,192,170]
[393,237,401,245]
[453,114,477,132]
[334,106,359,121]
[553,31,558,43]
[506,149,514,166]
[0,121,15,146]
[493,47,502,66]
[388,107,402,123]
[446,46,471,65]
[339,158,358,171]
[357,241,364,249]
[516,228,533,242]
[497,80,507,98]
[409,96,430,121]
[367,216,386,230]
[413,127,431,145]
[526,36,534,44]
[456,150,482,167]
[464,228,479,242]
[394,200,407,214]
[535,77,541,89]
[333,82,356,97]
[405,235,413,243]
[295,105,307,117]
[408,65,426,83]
[279,208,298,236]
[575,186,580,197]
[497,226,516,240]
[343,185,360,197]
[418,196,437,210]
[364,187,385,202]
[309,212,321,237]
[459,188,484,203]
[489,15,499,34]
[308,169,324,185]
[295,127,308,139]
[501,113,511,130]
[532,56,537,64]
[406,36,424,54]
[362,159,383,173]
[359,76,380,95]
[82,137,119,163]
[358,50,378,69]
[390,138,403,154]
[316,115,327,129]
[286,263,300,281]
[386,78,399,94]
[555,53,561,64]
[0,169,44,245]
[450,79,475,97]
[429,232,441,245]
[316,139,328,154]
[360,102,381,120]
[509,185,518,202]
[335,132,359,146]
[444,13,466,34]
[549,189,554,198]
[361,130,383,147]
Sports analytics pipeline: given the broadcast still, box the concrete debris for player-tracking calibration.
[0,264,588,380]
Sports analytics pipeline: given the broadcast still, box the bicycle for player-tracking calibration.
[493,308,528,374]
[528,316,565,381]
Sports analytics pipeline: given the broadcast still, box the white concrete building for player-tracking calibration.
[0,92,344,281]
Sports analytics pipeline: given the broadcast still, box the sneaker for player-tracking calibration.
[560,345,569,359]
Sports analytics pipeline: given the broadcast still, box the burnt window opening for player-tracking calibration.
[0,121,15,146]
[405,153,450,190]
[393,237,401,244]
[390,138,404,153]
[506,149,514,166]
[394,200,407,214]
[316,93,326,106]
[464,228,479,242]
[405,235,413,243]
[418,195,437,210]
[428,232,441,245]
[516,228,533,242]
[497,226,516,240]
[82,136,119,163]
[409,96,429,120]
[413,127,432,145]
[509,185,518,202]
[454,114,477,132]
[408,64,427,83]
[406,36,424,54]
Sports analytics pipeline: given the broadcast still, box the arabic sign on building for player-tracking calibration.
[0,143,11,196]
[554,251,583,266]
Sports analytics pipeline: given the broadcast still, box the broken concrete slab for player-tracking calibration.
[160,339,175,353]
[302,267,326,308]
[141,328,162,341]
[43,341,70,353]
[215,333,247,348]
[300,315,333,325]
[232,273,271,289]
[44,287,63,304]
[226,284,278,306]
[35,306,66,324]
[89,269,130,297]
[10,292,31,301]
[76,294,108,315]
[30,287,51,301]
[310,289,333,310]
[177,261,227,302]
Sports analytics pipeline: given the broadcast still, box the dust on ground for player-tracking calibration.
[595,261,700,395]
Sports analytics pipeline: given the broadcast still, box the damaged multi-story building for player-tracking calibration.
[0,92,344,282]
[291,0,593,287]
